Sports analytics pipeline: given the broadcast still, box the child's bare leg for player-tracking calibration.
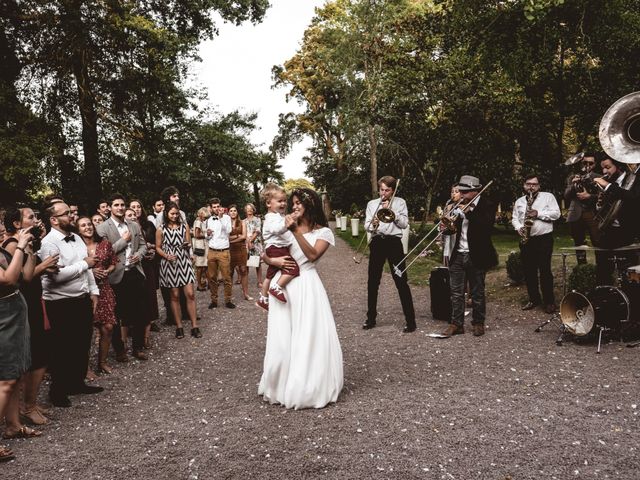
[261,278,270,298]
[276,274,294,290]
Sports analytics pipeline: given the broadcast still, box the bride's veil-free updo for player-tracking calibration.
[289,188,328,229]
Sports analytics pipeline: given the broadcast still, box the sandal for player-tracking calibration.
[36,405,52,416]
[20,408,50,426]
[2,426,43,440]
[0,445,15,463]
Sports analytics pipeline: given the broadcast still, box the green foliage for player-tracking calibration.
[506,251,525,285]
[568,263,597,294]
[274,0,640,217]
[0,0,270,211]
[283,178,315,194]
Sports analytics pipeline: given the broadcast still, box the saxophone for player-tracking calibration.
[520,192,536,245]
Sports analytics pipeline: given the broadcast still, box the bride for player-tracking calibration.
[258,188,343,409]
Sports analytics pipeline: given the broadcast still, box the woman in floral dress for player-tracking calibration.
[78,217,117,374]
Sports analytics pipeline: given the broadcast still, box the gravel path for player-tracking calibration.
[4,229,640,479]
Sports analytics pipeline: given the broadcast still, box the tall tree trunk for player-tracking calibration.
[71,47,102,207]
[368,123,378,197]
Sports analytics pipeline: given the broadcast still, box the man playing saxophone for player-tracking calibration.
[512,174,561,314]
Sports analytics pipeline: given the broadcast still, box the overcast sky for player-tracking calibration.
[191,0,327,180]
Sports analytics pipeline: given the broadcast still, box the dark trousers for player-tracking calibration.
[112,269,147,352]
[45,296,93,395]
[569,210,600,264]
[449,252,486,327]
[520,232,555,306]
[366,236,415,328]
[595,227,637,285]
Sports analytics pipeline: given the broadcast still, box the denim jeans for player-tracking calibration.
[449,252,486,327]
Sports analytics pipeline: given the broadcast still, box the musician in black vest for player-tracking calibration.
[441,175,498,338]
[363,175,416,333]
[593,158,640,284]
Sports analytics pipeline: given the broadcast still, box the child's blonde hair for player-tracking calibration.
[260,183,285,207]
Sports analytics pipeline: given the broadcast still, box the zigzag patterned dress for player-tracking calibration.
[159,223,195,288]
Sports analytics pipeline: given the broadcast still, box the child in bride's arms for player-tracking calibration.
[256,183,300,311]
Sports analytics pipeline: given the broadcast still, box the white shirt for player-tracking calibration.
[262,212,294,248]
[206,214,232,249]
[364,197,409,238]
[39,229,99,300]
[455,196,481,253]
[110,217,132,267]
[511,191,561,237]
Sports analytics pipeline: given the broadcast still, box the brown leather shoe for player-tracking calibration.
[442,324,464,337]
[132,351,148,361]
[472,323,485,336]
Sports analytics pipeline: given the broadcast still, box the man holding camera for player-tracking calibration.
[205,197,235,309]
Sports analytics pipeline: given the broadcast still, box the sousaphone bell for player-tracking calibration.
[599,91,640,164]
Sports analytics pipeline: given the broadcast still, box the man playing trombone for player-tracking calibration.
[362,176,416,333]
[441,175,498,338]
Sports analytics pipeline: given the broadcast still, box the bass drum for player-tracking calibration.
[589,286,630,330]
[560,291,594,336]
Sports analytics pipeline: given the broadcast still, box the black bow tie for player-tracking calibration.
[63,235,75,243]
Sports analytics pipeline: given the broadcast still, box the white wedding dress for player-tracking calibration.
[258,227,344,409]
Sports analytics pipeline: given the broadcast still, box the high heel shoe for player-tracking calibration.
[175,327,185,339]
[191,327,202,338]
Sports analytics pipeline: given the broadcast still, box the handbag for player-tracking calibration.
[247,254,260,267]
[193,247,205,257]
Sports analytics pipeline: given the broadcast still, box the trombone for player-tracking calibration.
[392,180,494,277]
[353,179,400,264]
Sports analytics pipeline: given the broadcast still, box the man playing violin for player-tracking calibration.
[440,175,498,338]
[362,176,416,333]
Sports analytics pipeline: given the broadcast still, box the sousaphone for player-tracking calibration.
[599,91,640,164]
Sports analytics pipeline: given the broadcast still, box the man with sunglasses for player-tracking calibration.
[564,153,600,264]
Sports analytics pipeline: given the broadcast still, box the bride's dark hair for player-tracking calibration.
[289,188,328,229]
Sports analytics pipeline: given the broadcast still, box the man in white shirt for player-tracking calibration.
[205,197,235,309]
[39,201,103,407]
[147,197,164,224]
[512,174,561,314]
[363,176,416,333]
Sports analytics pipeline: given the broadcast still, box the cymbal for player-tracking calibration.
[561,243,640,252]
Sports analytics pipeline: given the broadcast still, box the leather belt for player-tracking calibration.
[211,248,229,252]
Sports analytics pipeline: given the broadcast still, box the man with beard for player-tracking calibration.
[39,201,102,407]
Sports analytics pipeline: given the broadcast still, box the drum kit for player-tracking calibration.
[536,251,640,353]
[536,91,640,352]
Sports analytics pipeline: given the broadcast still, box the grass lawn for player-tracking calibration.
[335,220,583,307]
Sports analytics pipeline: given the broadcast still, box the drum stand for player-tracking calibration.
[551,252,570,296]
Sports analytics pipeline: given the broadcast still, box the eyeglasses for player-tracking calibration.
[53,210,71,218]
[525,182,539,186]
[583,161,595,165]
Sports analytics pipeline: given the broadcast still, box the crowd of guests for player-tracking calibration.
[0,186,266,462]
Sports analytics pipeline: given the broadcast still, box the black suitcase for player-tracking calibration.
[430,267,452,321]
